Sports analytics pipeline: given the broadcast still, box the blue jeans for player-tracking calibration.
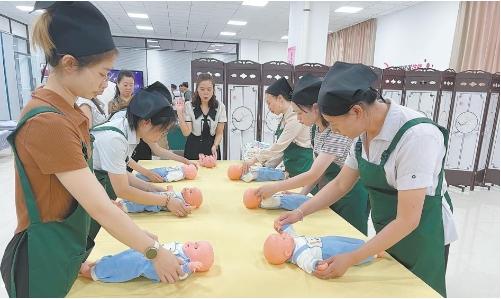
[122,200,164,213]
[254,167,286,182]
[92,249,191,283]
[135,167,183,182]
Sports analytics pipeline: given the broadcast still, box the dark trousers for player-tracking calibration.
[1,231,29,297]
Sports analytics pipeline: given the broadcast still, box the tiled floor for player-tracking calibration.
[0,148,499,298]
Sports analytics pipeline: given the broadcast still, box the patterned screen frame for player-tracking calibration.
[224,60,262,160]
[293,63,329,82]
[445,70,493,191]
[402,68,442,120]
[479,72,500,186]
[381,67,406,105]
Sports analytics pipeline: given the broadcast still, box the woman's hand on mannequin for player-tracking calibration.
[152,248,185,283]
[255,184,278,199]
[145,170,164,183]
[313,253,356,279]
[274,209,303,232]
[242,158,257,174]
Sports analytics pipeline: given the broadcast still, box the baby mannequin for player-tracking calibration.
[263,225,376,274]
[243,188,308,210]
[136,164,197,182]
[80,240,214,282]
[121,187,203,213]
[199,154,217,168]
[228,164,287,183]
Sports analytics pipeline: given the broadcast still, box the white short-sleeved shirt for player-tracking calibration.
[183,101,227,136]
[92,116,139,174]
[76,98,107,127]
[344,100,458,245]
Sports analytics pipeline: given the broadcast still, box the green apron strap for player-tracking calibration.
[378,117,450,198]
[380,118,434,165]
[91,125,126,138]
[7,106,62,224]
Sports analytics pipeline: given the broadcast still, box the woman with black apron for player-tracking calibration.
[242,77,313,178]
[1,2,188,297]
[176,73,227,160]
[275,62,457,297]
[256,74,369,235]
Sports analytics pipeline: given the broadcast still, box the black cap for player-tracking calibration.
[33,1,115,57]
[318,62,378,116]
[291,74,322,106]
[266,77,292,100]
[128,81,172,118]
[170,84,177,89]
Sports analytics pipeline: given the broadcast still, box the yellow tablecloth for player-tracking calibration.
[68,160,440,297]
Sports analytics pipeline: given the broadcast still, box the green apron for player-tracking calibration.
[310,125,370,235]
[7,106,93,297]
[87,125,127,242]
[274,117,313,178]
[355,117,452,297]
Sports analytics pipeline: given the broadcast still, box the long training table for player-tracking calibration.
[68,160,440,297]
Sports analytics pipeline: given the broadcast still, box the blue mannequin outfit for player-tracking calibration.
[259,193,310,210]
[121,191,185,213]
[282,225,373,274]
[90,242,192,282]
[241,166,287,182]
[136,166,187,183]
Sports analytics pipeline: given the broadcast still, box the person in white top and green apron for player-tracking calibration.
[242,78,313,177]
[255,74,369,235]
[1,2,189,297]
[274,62,457,297]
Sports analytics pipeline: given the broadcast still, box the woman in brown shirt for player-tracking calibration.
[1,2,186,297]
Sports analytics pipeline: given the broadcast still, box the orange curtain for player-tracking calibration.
[325,18,376,66]
[450,1,500,72]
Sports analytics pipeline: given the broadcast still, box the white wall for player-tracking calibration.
[373,2,460,70]
[258,41,287,63]
[240,39,259,61]
[239,39,287,63]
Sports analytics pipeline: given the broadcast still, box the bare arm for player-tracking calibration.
[108,172,166,205]
[175,100,192,136]
[127,159,164,183]
[56,168,157,253]
[274,165,360,231]
[148,142,191,164]
[56,168,187,283]
[256,153,335,198]
[213,123,225,148]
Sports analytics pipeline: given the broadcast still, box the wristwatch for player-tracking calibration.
[144,240,160,260]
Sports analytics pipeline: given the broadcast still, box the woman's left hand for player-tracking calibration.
[313,253,357,279]
[211,145,218,158]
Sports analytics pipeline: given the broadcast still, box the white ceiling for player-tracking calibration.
[0,1,419,43]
